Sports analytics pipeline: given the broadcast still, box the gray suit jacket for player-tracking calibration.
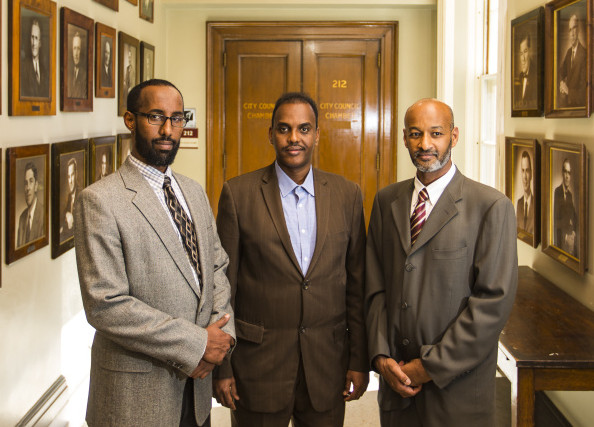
[216,164,368,413]
[74,158,235,426]
[365,170,517,426]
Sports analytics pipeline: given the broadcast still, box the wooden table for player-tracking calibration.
[497,266,594,426]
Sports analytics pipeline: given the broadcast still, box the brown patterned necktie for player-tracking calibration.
[163,176,201,280]
[410,188,429,246]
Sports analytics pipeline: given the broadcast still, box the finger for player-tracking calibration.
[230,381,240,401]
[211,314,230,329]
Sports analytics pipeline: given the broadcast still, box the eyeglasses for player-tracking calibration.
[132,111,188,128]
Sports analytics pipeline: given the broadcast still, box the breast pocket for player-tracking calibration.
[431,246,467,260]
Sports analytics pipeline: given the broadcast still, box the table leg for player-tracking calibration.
[517,368,535,426]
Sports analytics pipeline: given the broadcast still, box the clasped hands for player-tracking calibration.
[190,314,234,379]
[374,356,431,398]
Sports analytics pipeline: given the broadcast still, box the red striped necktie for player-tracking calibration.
[410,188,429,246]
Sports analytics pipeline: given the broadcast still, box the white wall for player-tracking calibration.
[503,1,594,425]
[0,0,166,423]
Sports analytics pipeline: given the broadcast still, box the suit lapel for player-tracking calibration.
[390,179,415,252]
[119,160,201,298]
[306,169,329,276]
[260,165,303,274]
[409,170,463,254]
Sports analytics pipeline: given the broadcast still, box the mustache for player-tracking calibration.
[284,143,305,151]
[413,149,438,158]
[152,137,177,145]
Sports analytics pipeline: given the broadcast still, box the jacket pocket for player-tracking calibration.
[431,246,467,260]
[236,318,264,344]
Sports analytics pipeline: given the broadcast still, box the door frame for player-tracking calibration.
[206,21,398,207]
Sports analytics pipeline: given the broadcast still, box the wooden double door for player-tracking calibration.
[207,22,398,222]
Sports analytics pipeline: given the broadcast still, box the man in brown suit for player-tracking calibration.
[365,99,517,426]
[214,92,368,426]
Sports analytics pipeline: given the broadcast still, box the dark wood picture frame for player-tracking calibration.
[118,32,140,116]
[505,137,541,247]
[544,0,593,118]
[9,0,57,116]
[51,139,88,259]
[90,136,116,183]
[511,7,544,117]
[542,139,589,275]
[126,0,138,5]
[93,0,118,12]
[140,41,155,82]
[95,22,116,98]
[60,7,94,112]
[117,133,133,166]
[6,144,50,264]
[139,0,154,23]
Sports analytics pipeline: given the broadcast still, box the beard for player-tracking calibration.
[411,139,452,173]
[135,134,180,168]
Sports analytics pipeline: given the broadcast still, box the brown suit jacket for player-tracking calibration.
[365,170,518,425]
[216,164,368,413]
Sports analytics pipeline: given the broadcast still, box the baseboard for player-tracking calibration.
[535,391,572,427]
[16,376,68,427]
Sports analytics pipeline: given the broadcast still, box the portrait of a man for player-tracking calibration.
[514,32,537,109]
[94,146,113,182]
[553,156,579,257]
[557,8,587,108]
[59,153,84,243]
[515,150,534,234]
[123,44,136,95]
[67,25,88,99]
[20,13,50,99]
[143,48,154,81]
[16,158,46,248]
[140,0,154,22]
[100,36,113,87]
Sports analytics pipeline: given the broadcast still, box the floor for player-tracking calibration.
[49,372,511,427]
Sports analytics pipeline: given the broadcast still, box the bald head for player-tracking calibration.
[404,98,455,131]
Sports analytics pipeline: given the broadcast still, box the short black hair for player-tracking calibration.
[271,92,318,128]
[126,79,184,112]
[520,33,531,49]
[24,161,38,182]
[67,157,77,174]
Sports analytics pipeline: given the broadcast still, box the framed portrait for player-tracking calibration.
[511,8,544,117]
[140,41,154,82]
[6,144,50,264]
[542,140,589,275]
[90,136,116,183]
[544,0,592,118]
[60,7,93,112]
[93,0,118,12]
[139,0,154,23]
[95,23,116,98]
[9,0,57,116]
[51,139,88,259]
[117,133,133,166]
[505,137,540,247]
[118,32,140,116]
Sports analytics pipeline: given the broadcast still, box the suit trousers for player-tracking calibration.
[380,400,422,427]
[180,379,211,427]
[231,358,345,427]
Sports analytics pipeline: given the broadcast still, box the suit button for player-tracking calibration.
[299,326,306,333]
[302,280,310,290]
[402,338,410,346]
[405,263,414,272]
[401,302,408,310]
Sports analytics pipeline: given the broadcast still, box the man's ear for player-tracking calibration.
[123,111,135,132]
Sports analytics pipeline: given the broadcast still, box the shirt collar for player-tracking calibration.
[413,163,457,204]
[129,154,172,186]
[275,162,315,198]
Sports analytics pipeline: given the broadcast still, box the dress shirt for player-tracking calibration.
[410,164,457,219]
[129,155,201,294]
[275,162,317,274]
[28,198,38,230]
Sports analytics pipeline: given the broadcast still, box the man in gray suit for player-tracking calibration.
[365,99,517,426]
[17,161,45,247]
[74,79,235,427]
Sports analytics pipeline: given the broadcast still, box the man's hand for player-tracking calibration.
[343,370,369,401]
[65,212,74,229]
[400,358,431,386]
[203,314,234,365]
[374,356,422,398]
[213,377,240,410]
[560,80,569,95]
[190,360,215,379]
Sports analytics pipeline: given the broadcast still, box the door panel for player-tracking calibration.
[224,41,302,181]
[303,40,380,219]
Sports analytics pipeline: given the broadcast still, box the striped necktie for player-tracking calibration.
[410,188,429,246]
[163,176,201,281]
